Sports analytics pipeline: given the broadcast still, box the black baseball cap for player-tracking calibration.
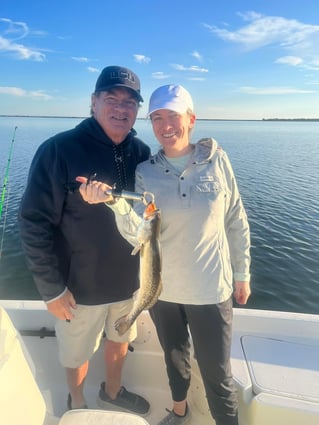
[94,65,143,102]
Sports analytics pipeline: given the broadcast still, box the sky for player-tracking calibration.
[0,0,319,120]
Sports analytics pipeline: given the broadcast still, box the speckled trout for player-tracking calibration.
[115,202,162,336]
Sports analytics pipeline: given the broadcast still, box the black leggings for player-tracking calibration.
[149,298,238,425]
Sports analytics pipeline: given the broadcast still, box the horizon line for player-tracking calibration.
[1,114,319,122]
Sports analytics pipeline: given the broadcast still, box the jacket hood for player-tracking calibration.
[152,137,220,164]
[193,137,219,162]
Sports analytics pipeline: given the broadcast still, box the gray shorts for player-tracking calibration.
[55,299,136,368]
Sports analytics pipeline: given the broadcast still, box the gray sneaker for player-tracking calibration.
[97,382,150,416]
[158,407,190,425]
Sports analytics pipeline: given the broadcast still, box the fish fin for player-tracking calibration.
[131,245,141,255]
[115,315,131,336]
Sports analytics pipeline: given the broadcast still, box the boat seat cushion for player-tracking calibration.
[0,307,46,425]
[241,335,319,403]
[59,409,151,424]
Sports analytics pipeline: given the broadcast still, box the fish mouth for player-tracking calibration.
[144,209,160,221]
[143,201,159,219]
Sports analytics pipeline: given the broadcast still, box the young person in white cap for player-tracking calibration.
[76,84,251,425]
[19,66,151,414]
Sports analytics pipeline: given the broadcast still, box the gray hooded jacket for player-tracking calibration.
[111,138,251,305]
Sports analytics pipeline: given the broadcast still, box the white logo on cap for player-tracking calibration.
[110,70,136,84]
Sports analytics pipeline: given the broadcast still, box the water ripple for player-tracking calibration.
[1,118,319,314]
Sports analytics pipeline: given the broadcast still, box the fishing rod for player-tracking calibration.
[0,126,17,259]
[0,126,17,218]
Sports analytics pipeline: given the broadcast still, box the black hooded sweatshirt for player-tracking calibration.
[19,117,151,304]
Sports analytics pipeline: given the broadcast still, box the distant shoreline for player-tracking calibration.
[262,118,319,122]
[0,115,318,122]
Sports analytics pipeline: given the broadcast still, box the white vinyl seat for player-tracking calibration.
[242,335,319,403]
[59,409,151,424]
[238,335,319,425]
[0,305,150,425]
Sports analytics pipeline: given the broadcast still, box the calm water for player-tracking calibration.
[0,117,318,314]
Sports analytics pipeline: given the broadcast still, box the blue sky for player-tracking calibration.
[1,0,318,119]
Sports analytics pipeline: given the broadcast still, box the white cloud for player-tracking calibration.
[87,66,99,73]
[275,56,319,71]
[0,35,46,61]
[0,18,46,61]
[57,35,72,40]
[204,11,319,54]
[152,72,170,79]
[0,86,52,100]
[0,18,28,39]
[239,86,315,95]
[0,86,26,96]
[133,54,151,64]
[306,60,319,71]
[72,56,89,62]
[29,90,53,100]
[275,56,303,66]
[171,64,208,73]
[191,51,202,61]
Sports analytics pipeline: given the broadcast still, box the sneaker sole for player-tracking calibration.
[96,396,150,417]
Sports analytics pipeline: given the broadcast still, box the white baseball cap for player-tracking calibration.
[147,84,194,116]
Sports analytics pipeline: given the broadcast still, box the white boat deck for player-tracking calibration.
[1,300,319,425]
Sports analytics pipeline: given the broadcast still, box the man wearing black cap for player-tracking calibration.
[19,66,151,414]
